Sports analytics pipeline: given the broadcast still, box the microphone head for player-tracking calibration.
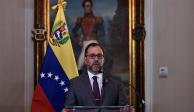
[142,99,145,104]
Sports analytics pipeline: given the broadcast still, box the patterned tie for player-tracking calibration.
[92,76,101,106]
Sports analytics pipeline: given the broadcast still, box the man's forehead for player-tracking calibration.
[87,46,103,53]
[85,2,91,4]
[85,2,91,6]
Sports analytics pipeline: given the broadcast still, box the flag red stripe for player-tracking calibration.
[31,84,55,112]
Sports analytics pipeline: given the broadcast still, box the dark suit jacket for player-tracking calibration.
[64,71,128,107]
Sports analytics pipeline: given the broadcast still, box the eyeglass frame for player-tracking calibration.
[86,54,104,59]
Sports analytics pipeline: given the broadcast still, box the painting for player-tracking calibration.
[50,0,129,81]
[35,0,146,109]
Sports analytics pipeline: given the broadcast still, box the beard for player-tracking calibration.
[88,63,103,74]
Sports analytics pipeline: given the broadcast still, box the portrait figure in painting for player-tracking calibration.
[65,0,129,78]
[71,0,105,71]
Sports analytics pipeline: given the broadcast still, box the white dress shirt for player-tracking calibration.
[87,71,103,95]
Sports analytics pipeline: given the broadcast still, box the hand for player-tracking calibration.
[61,108,72,112]
[120,105,135,112]
[129,106,135,112]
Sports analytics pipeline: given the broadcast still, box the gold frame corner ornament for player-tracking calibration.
[33,0,145,111]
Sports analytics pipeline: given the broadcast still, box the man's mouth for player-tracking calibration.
[93,63,100,66]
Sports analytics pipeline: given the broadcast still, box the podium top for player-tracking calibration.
[63,105,133,112]
[65,106,126,109]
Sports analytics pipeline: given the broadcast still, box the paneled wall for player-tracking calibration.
[145,0,194,111]
[0,0,34,112]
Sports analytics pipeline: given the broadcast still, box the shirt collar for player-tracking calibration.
[88,70,103,80]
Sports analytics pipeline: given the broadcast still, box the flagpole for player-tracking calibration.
[32,25,46,88]
[33,0,48,88]
[32,1,78,111]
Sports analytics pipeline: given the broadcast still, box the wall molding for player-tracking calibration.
[144,0,153,111]
[24,0,34,111]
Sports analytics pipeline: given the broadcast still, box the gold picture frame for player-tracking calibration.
[33,0,145,111]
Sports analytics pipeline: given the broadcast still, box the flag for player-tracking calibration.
[31,1,78,112]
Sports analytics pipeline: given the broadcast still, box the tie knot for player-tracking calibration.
[93,76,98,80]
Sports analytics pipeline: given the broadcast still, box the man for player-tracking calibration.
[72,0,105,71]
[62,43,134,112]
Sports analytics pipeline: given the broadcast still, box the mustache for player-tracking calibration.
[92,62,101,65]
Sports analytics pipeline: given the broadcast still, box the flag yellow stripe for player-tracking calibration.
[50,4,78,79]
[49,41,78,79]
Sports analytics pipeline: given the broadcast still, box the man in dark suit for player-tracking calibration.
[63,43,133,112]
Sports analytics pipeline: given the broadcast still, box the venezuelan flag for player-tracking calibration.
[31,1,78,112]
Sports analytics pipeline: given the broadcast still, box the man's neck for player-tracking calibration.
[88,69,102,75]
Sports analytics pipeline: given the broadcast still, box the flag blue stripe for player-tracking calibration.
[39,45,70,112]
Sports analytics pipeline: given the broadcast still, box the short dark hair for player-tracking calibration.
[82,0,93,8]
[84,43,104,57]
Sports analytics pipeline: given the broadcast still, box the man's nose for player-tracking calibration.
[94,56,99,60]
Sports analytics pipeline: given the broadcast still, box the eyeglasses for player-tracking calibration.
[86,54,104,59]
[85,4,91,7]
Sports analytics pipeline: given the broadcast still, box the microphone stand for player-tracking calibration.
[129,84,145,111]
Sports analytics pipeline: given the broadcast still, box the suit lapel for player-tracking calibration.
[101,74,109,105]
[81,73,96,105]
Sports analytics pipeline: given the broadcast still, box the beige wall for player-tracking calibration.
[147,0,194,111]
[0,0,34,112]
[0,0,194,112]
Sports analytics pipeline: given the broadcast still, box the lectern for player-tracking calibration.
[64,106,132,112]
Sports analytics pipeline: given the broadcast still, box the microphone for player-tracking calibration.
[102,75,145,104]
[129,84,145,105]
